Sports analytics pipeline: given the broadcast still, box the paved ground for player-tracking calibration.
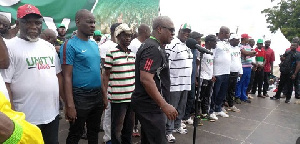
[58,92,300,144]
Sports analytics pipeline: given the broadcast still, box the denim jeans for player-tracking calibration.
[111,102,134,144]
[210,74,229,113]
[236,67,251,101]
[37,115,59,144]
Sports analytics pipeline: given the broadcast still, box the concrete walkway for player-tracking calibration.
[58,92,300,144]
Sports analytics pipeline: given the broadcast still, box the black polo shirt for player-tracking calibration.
[132,37,170,113]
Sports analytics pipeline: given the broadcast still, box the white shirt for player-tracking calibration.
[0,38,9,100]
[230,46,243,74]
[128,38,142,54]
[198,50,214,80]
[99,40,117,59]
[1,37,61,125]
[213,40,231,76]
[166,37,193,92]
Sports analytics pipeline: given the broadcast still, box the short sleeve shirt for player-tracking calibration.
[132,38,170,113]
[60,36,101,89]
[263,47,275,72]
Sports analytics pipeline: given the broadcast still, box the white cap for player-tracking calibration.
[229,34,240,40]
[114,23,132,37]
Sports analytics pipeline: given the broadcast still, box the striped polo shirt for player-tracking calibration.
[166,37,193,92]
[104,45,135,103]
[240,44,253,67]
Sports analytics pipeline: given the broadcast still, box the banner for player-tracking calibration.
[0,0,160,38]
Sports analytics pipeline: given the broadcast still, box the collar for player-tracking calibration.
[116,44,131,52]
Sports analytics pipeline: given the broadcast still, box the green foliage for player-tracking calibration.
[261,0,300,41]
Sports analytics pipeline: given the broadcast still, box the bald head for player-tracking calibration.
[152,16,175,45]
[137,24,150,42]
[75,9,95,38]
[40,29,57,45]
[0,14,10,36]
[218,26,230,40]
[75,9,92,20]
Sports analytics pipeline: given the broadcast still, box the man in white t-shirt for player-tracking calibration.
[165,23,193,142]
[210,26,231,118]
[1,4,62,143]
[128,24,151,54]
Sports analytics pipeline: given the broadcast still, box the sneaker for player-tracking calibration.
[215,111,229,118]
[185,117,193,125]
[209,113,218,121]
[132,128,140,137]
[235,98,242,104]
[173,127,188,134]
[285,99,291,103]
[242,99,251,103]
[221,107,228,114]
[166,134,176,143]
[181,122,187,129]
[270,96,280,100]
[248,95,254,99]
[228,106,240,112]
[264,94,269,97]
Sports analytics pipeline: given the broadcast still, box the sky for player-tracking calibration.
[160,0,291,65]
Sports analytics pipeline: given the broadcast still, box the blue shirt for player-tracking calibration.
[191,49,198,84]
[60,36,101,89]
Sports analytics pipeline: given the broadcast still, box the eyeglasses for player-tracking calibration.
[161,26,175,33]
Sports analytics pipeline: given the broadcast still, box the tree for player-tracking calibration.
[261,0,300,41]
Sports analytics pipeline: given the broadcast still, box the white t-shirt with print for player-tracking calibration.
[128,38,142,54]
[198,50,214,80]
[99,40,117,59]
[230,46,243,74]
[0,38,9,100]
[213,40,231,76]
[1,37,61,125]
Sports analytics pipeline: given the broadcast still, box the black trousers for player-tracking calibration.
[252,68,264,95]
[283,73,300,97]
[227,72,239,107]
[111,102,134,144]
[66,88,103,144]
[136,111,167,144]
[275,73,293,100]
[37,115,59,144]
[263,72,271,95]
[200,79,213,114]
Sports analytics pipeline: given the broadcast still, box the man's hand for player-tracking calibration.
[65,106,77,123]
[103,97,108,109]
[212,76,216,82]
[161,103,178,120]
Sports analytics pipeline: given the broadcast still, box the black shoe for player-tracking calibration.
[257,94,266,98]
[270,96,280,100]
[295,96,300,99]
[249,91,256,94]
[242,99,251,103]
[285,99,291,103]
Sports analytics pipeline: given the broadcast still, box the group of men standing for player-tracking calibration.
[1,3,300,144]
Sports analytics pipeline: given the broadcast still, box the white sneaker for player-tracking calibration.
[185,117,193,125]
[222,107,228,114]
[173,127,188,134]
[181,122,186,129]
[228,106,240,112]
[216,111,229,117]
[166,134,176,143]
[209,113,218,120]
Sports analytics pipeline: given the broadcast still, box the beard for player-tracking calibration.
[26,36,39,42]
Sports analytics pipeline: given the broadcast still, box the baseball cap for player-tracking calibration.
[257,39,263,44]
[180,23,191,30]
[114,23,132,37]
[94,30,102,36]
[57,23,65,28]
[241,33,251,39]
[230,34,240,40]
[17,4,42,19]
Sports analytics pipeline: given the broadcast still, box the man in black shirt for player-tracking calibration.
[132,16,178,144]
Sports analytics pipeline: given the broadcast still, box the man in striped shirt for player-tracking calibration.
[165,23,193,140]
[103,23,135,144]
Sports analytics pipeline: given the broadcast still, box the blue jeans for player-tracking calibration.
[236,67,251,100]
[210,74,229,113]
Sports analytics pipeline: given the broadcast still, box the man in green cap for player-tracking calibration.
[251,39,266,98]
[55,23,67,53]
[93,30,102,44]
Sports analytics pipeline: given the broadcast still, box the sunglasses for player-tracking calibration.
[161,26,175,33]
